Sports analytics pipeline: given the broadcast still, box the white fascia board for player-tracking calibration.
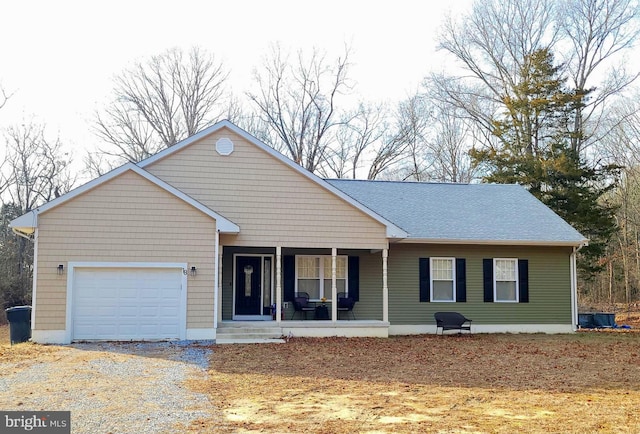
[9,163,240,234]
[396,237,589,247]
[139,120,407,239]
[10,215,37,234]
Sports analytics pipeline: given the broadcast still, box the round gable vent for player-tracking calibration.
[216,137,234,156]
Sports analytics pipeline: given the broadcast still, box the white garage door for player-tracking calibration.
[73,267,183,340]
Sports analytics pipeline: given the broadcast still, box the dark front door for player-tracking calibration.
[235,256,262,316]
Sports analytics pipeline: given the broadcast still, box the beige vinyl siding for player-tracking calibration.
[146,127,388,250]
[387,244,573,325]
[35,170,217,330]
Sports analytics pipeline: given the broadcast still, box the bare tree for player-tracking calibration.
[0,120,75,307]
[379,91,478,183]
[247,44,352,173]
[0,84,13,195]
[432,0,559,151]
[558,0,640,153]
[322,102,387,179]
[433,0,639,159]
[92,46,230,171]
[424,100,478,183]
[384,94,431,181]
[592,99,640,305]
[0,84,11,111]
[3,120,75,213]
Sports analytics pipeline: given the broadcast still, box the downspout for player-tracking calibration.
[571,243,586,331]
[31,228,39,331]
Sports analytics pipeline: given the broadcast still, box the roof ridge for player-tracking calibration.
[326,179,526,187]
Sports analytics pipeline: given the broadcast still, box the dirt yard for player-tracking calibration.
[190,331,640,433]
[2,326,640,433]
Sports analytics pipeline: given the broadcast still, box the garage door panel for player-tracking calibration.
[73,267,184,341]
[159,306,178,316]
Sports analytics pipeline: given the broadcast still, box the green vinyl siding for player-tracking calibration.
[386,244,573,325]
[356,252,383,320]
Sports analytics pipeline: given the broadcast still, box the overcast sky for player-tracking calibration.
[0,0,473,165]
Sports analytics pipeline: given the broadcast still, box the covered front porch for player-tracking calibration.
[215,245,391,340]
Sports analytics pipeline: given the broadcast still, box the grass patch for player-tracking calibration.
[190,333,640,433]
[0,325,61,364]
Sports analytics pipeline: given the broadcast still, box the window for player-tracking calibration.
[494,258,518,302]
[419,257,466,303]
[430,258,455,302]
[296,255,347,299]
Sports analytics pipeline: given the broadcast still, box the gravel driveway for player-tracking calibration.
[0,341,216,433]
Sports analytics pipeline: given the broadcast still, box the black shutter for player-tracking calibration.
[283,255,295,302]
[483,258,494,302]
[518,259,529,303]
[348,256,360,301]
[419,258,430,302]
[456,258,466,302]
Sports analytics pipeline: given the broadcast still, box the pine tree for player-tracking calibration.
[471,48,619,276]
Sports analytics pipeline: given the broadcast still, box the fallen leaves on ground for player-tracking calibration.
[189,333,640,433]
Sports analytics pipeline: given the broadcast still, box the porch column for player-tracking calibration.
[383,248,389,323]
[214,232,221,328]
[331,247,337,322]
[276,245,282,324]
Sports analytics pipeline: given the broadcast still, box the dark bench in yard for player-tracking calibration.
[434,312,472,335]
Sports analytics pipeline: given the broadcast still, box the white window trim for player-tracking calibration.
[493,258,519,303]
[430,257,456,302]
[295,255,348,300]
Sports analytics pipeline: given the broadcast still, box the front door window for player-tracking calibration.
[244,265,254,297]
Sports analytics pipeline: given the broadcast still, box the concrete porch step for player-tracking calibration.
[216,337,286,344]
[216,324,285,344]
[217,327,282,334]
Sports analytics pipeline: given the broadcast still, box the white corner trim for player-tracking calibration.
[9,163,240,234]
[213,230,220,329]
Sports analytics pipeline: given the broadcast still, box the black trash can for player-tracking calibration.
[5,306,32,344]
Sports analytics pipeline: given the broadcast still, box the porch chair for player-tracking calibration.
[337,292,356,320]
[291,292,316,320]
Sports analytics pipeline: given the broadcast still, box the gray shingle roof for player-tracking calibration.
[327,179,587,245]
